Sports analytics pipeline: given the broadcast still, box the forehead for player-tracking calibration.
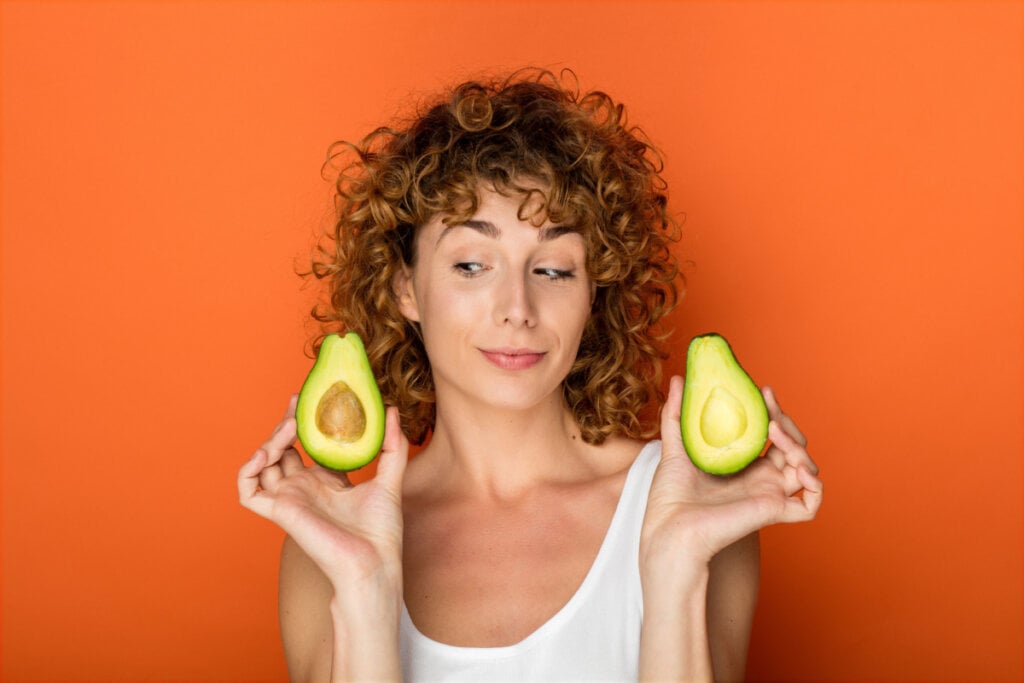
[434,218,581,247]
[442,181,577,225]
[427,188,581,244]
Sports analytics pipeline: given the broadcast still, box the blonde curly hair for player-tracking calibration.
[309,68,681,445]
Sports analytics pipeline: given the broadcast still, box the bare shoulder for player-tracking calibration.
[278,536,334,683]
[707,531,761,683]
[585,435,650,480]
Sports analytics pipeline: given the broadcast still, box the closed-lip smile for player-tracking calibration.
[480,347,546,370]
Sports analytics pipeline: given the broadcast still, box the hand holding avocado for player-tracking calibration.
[236,391,408,591]
[640,335,822,570]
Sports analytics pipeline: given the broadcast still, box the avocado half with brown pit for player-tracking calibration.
[681,334,769,475]
[296,332,385,471]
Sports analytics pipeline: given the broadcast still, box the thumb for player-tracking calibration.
[660,375,687,461]
[374,406,409,494]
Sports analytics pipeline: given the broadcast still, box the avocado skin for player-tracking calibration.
[680,333,769,475]
[295,332,385,471]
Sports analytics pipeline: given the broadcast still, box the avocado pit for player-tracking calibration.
[296,332,386,471]
[315,381,367,443]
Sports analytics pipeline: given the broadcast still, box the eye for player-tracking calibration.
[453,262,487,277]
[534,267,575,281]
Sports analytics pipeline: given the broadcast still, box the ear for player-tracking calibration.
[392,265,421,322]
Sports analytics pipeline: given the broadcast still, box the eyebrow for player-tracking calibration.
[436,220,579,246]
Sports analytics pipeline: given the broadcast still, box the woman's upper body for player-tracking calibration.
[398,439,659,681]
[238,69,821,683]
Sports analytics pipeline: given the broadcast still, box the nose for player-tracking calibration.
[494,270,537,328]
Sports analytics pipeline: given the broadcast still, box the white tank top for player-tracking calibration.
[399,441,662,682]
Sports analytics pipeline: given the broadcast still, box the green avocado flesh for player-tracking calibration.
[681,334,769,475]
[296,333,385,471]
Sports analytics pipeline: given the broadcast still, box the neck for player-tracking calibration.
[419,389,596,500]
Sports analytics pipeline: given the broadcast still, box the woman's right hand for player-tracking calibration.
[237,394,408,592]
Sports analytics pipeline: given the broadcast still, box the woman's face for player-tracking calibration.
[395,187,593,412]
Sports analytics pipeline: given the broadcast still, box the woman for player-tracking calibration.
[238,69,822,682]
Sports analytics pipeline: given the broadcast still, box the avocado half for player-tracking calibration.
[295,332,385,471]
[680,333,769,475]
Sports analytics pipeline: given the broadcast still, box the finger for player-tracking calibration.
[764,444,786,470]
[374,406,409,495]
[779,413,807,448]
[799,465,824,515]
[279,447,305,477]
[748,454,799,496]
[270,396,299,437]
[262,417,298,468]
[782,464,802,497]
[784,465,823,521]
[768,420,819,476]
[763,386,781,419]
[259,460,284,491]
[762,387,807,447]
[238,449,273,517]
[659,375,686,460]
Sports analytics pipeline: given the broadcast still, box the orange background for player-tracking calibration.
[2,1,1021,681]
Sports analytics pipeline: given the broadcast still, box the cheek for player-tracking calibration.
[562,281,595,320]
[415,281,479,335]
[550,289,594,349]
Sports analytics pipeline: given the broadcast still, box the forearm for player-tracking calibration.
[638,561,713,683]
[328,577,403,683]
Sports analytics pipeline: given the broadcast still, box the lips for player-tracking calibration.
[480,347,546,370]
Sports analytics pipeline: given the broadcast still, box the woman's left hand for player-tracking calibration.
[640,375,823,572]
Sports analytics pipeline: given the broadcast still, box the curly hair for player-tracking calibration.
[308,68,681,445]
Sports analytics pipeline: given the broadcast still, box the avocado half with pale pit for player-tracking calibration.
[681,334,769,475]
[296,332,385,471]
